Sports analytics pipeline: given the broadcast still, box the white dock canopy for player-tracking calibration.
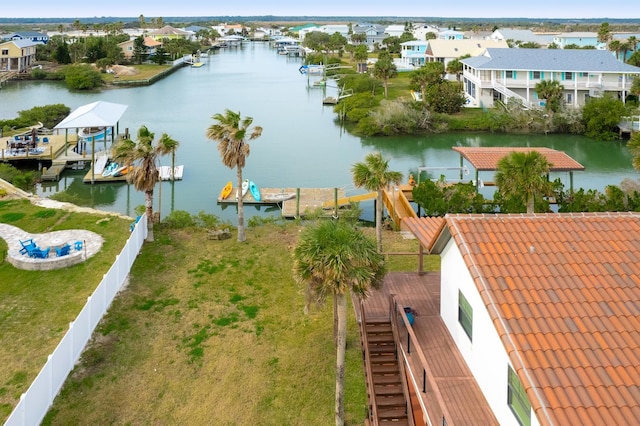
[54,101,128,130]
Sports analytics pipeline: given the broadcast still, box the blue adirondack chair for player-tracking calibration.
[19,238,37,256]
[55,243,71,257]
[31,247,50,259]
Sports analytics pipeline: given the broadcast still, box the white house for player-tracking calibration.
[398,212,640,426]
[460,48,640,109]
[491,28,553,47]
[384,24,406,38]
[400,40,429,67]
[412,24,440,41]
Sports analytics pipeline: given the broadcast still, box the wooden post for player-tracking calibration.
[296,188,300,219]
[334,187,338,218]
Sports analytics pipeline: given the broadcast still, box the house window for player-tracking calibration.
[532,71,541,79]
[508,367,531,426]
[458,290,473,341]
[564,72,573,80]
[1,49,8,56]
[566,93,572,104]
[506,70,514,78]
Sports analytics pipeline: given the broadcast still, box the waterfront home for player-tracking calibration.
[0,39,38,72]
[147,25,191,42]
[461,48,640,109]
[385,24,406,38]
[117,37,162,60]
[491,28,553,47]
[400,40,429,67]
[412,24,440,40]
[437,29,464,40]
[426,39,509,72]
[8,30,48,44]
[553,32,602,49]
[352,23,386,51]
[381,213,640,425]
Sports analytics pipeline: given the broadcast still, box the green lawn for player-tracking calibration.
[0,199,132,421]
[41,221,435,425]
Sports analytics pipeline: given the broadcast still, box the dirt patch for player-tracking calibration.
[109,65,139,76]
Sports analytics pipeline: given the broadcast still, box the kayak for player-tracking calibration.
[249,180,261,202]
[220,181,232,199]
[237,179,249,200]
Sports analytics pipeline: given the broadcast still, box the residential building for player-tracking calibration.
[9,30,48,44]
[400,40,429,67]
[118,36,162,60]
[553,32,602,49]
[352,23,386,51]
[461,48,640,109]
[412,24,440,41]
[148,25,192,42]
[425,39,509,74]
[491,28,553,47]
[367,212,640,426]
[319,24,349,38]
[438,29,464,40]
[0,39,38,72]
[385,24,406,38]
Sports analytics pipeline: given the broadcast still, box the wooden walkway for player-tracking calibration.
[360,272,498,425]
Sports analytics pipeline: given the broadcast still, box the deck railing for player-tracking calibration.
[389,294,453,426]
[4,215,148,426]
[357,299,381,426]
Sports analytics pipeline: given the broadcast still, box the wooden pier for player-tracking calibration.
[217,187,348,218]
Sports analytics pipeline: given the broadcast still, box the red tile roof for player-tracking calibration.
[440,213,640,426]
[452,147,585,172]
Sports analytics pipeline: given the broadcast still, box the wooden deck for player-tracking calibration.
[360,272,498,425]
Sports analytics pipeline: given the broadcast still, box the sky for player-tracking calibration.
[2,0,638,20]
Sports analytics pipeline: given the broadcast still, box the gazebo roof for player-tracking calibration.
[54,101,128,130]
[451,146,585,172]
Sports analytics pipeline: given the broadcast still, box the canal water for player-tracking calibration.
[0,42,637,221]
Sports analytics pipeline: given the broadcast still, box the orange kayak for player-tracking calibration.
[220,181,233,199]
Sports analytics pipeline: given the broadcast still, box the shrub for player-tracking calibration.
[62,64,103,90]
[162,210,195,229]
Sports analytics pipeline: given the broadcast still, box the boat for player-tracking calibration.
[237,179,249,200]
[219,181,233,199]
[192,62,204,68]
[249,180,261,201]
[113,165,133,177]
[78,127,111,140]
[102,161,119,177]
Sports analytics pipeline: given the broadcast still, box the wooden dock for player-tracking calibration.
[217,187,347,218]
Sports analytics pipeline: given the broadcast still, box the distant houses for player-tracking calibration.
[0,39,38,72]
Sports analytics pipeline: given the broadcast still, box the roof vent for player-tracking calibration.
[529,245,535,253]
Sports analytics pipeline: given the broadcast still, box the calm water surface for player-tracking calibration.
[0,42,637,220]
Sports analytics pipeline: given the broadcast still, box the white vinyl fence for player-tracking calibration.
[4,215,148,426]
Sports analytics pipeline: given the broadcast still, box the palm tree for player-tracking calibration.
[372,50,397,98]
[292,219,385,426]
[609,40,622,60]
[112,125,178,242]
[206,109,263,242]
[535,79,564,112]
[495,151,552,214]
[352,152,403,252]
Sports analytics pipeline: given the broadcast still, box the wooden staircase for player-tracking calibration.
[365,318,410,425]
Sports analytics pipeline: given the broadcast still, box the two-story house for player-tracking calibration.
[363,212,640,425]
[553,32,602,49]
[461,48,640,109]
[9,31,48,44]
[426,39,509,72]
[0,39,38,72]
[400,40,429,67]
